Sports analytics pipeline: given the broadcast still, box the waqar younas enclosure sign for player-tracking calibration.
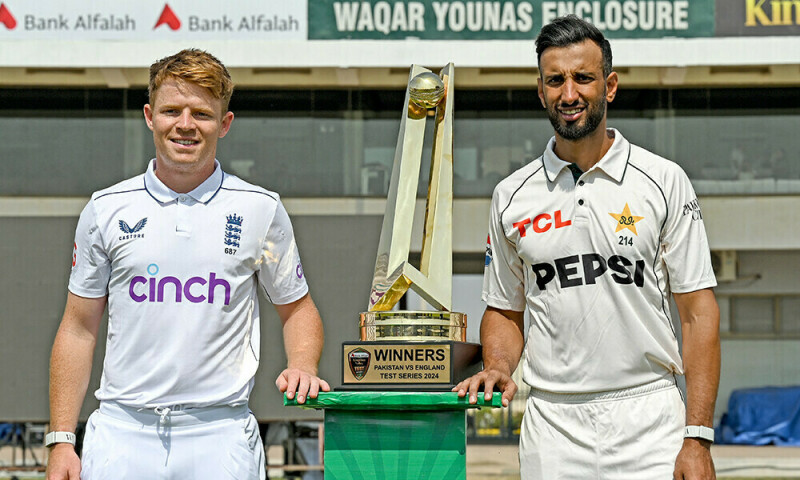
[308,0,714,39]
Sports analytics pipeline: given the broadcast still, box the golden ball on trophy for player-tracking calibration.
[408,72,445,109]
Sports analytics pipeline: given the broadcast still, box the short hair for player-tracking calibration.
[148,49,234,111]
[535,15,613,78]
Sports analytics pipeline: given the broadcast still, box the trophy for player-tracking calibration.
[341,64,482,391]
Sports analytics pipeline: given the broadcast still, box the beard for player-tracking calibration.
[545,93,606,141]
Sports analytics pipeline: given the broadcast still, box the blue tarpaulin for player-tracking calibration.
[717,386,800,446]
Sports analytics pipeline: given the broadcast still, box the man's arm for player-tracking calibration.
[274,293,330,404]
[46,292,106,480]
[452,306,525,406]
[672,287,720,480]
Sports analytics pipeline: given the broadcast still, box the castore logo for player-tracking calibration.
[119,218,148,234]
[119,217,148,240]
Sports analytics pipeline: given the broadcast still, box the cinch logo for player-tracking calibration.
[531,253,645,291]
[513,210,571,237]
[128,263,231,305]
[746,0,800,26]
[0,3,17,29]
[154,3,181,30]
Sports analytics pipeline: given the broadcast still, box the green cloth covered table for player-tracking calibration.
[285,391,502,479]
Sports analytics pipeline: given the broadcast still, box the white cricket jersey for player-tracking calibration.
[69,160,308,408]
[483,129,716,393]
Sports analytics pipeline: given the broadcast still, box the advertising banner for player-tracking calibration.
[307,0,715,39]
[716,0,800,36]
[0,1,306,40]
[3,0,798,42]
[0,0,797,69]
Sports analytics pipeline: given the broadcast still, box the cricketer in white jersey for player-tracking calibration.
[47,49,329,480]
[486,131,716,477]
[454,15,720,480]
[69,160,306,409]
[484,129,716,394]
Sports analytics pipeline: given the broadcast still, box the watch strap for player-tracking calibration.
[45,431,76,447]
[684,425,714,443]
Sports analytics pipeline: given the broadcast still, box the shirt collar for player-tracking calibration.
[143,159,224,204]
[542,128,631,183]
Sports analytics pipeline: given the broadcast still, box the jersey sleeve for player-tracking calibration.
[661,167,717,293]
[257,200,309,305]
[482,188,526,311]
[68,200,111,298]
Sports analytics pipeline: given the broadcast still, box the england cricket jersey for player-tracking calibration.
[483,129,716,393]
[69,160,308,408]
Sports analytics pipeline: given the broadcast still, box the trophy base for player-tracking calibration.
[339,341,481,391]
[360,311,467,342]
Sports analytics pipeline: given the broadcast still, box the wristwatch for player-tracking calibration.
[45,431,76,447]
[684,425,714,443]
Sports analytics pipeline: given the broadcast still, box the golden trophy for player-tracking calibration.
[342,64,481,390]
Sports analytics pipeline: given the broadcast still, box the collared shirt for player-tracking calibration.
[483,129,716,393]
[69,159,308,408]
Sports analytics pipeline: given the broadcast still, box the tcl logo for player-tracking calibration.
[512,210,571,237]
[0,3,17,29]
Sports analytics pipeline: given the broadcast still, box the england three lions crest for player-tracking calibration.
[224,214,243,253]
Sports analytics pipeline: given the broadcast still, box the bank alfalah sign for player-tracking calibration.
[0,1,305,39]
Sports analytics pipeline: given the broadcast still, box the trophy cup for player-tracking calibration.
[341,64,482,391]
[285,66,499,480]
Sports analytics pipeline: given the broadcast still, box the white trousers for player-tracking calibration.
[520,378,685,480]
[80,401,265,480]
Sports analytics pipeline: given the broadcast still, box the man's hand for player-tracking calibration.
[274,294,328,404]
[45,444,81,480]
[673,438,716,480]
[48,293,104,480]
[452,368,518,407]
[674,288,719,480]
[452,306,525,407]
[276,367,331,404]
